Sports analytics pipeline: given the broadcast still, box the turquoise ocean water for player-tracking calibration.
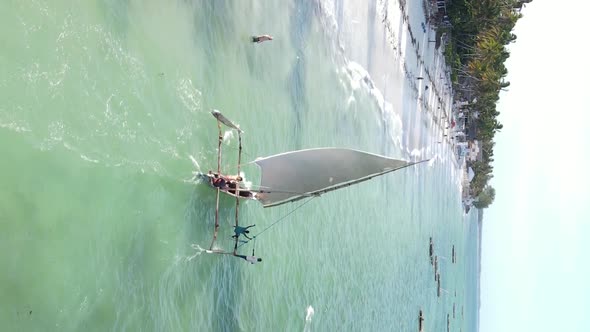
[0,1,480,331]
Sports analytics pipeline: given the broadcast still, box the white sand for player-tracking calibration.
[317,0,458,167]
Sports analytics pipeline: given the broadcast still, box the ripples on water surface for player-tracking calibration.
[0,1,479,331]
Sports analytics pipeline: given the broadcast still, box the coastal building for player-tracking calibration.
[428,0,452,28]
[466,140,480,162]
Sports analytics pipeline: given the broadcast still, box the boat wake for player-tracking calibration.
[339,61,404,154]
[187,243,230,261]
[189,155,201,171]
[185,155,203,184]
[222,129,234,142]
[310,0,408,157]
[186,244,208,261]
[303,305,315,332]
[428,154,442,167]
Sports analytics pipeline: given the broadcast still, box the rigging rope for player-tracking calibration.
[206,136,257,163]
[237,196,316,250]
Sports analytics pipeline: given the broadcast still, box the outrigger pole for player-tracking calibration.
[209,119,223,250]
[232,130,242,255]
[208,110,245,253]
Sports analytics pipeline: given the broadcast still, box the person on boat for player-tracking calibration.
[225,175,243,182]
[211,175,227,189]
[225,176,243,189]
[226,179,255,199]
[252,34,273,43]
[208,171,243,190]
[234,254,262,264]
[232,224,255,240]
[207,171,226,188]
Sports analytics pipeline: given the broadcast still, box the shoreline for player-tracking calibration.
[332,0,457,161]
[393,0,455,143]
[386,0,462,174]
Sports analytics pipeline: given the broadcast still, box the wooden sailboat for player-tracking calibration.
[201,110,428,260]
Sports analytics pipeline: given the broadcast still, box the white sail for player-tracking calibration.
[254,148,425,207]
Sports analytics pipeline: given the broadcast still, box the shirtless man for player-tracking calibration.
[207,171,241,188]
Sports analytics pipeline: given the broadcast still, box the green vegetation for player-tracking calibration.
[473,185,496,209]
[443,0,532,201]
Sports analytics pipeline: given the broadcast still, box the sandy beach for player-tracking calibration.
[316,0,457,164]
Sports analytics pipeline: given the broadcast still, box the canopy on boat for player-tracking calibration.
[254,148,423,207]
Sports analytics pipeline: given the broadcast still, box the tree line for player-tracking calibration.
[443,0,532,207]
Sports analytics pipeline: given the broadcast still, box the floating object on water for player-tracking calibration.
[418,309,424,332]
[429,237,434,265]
